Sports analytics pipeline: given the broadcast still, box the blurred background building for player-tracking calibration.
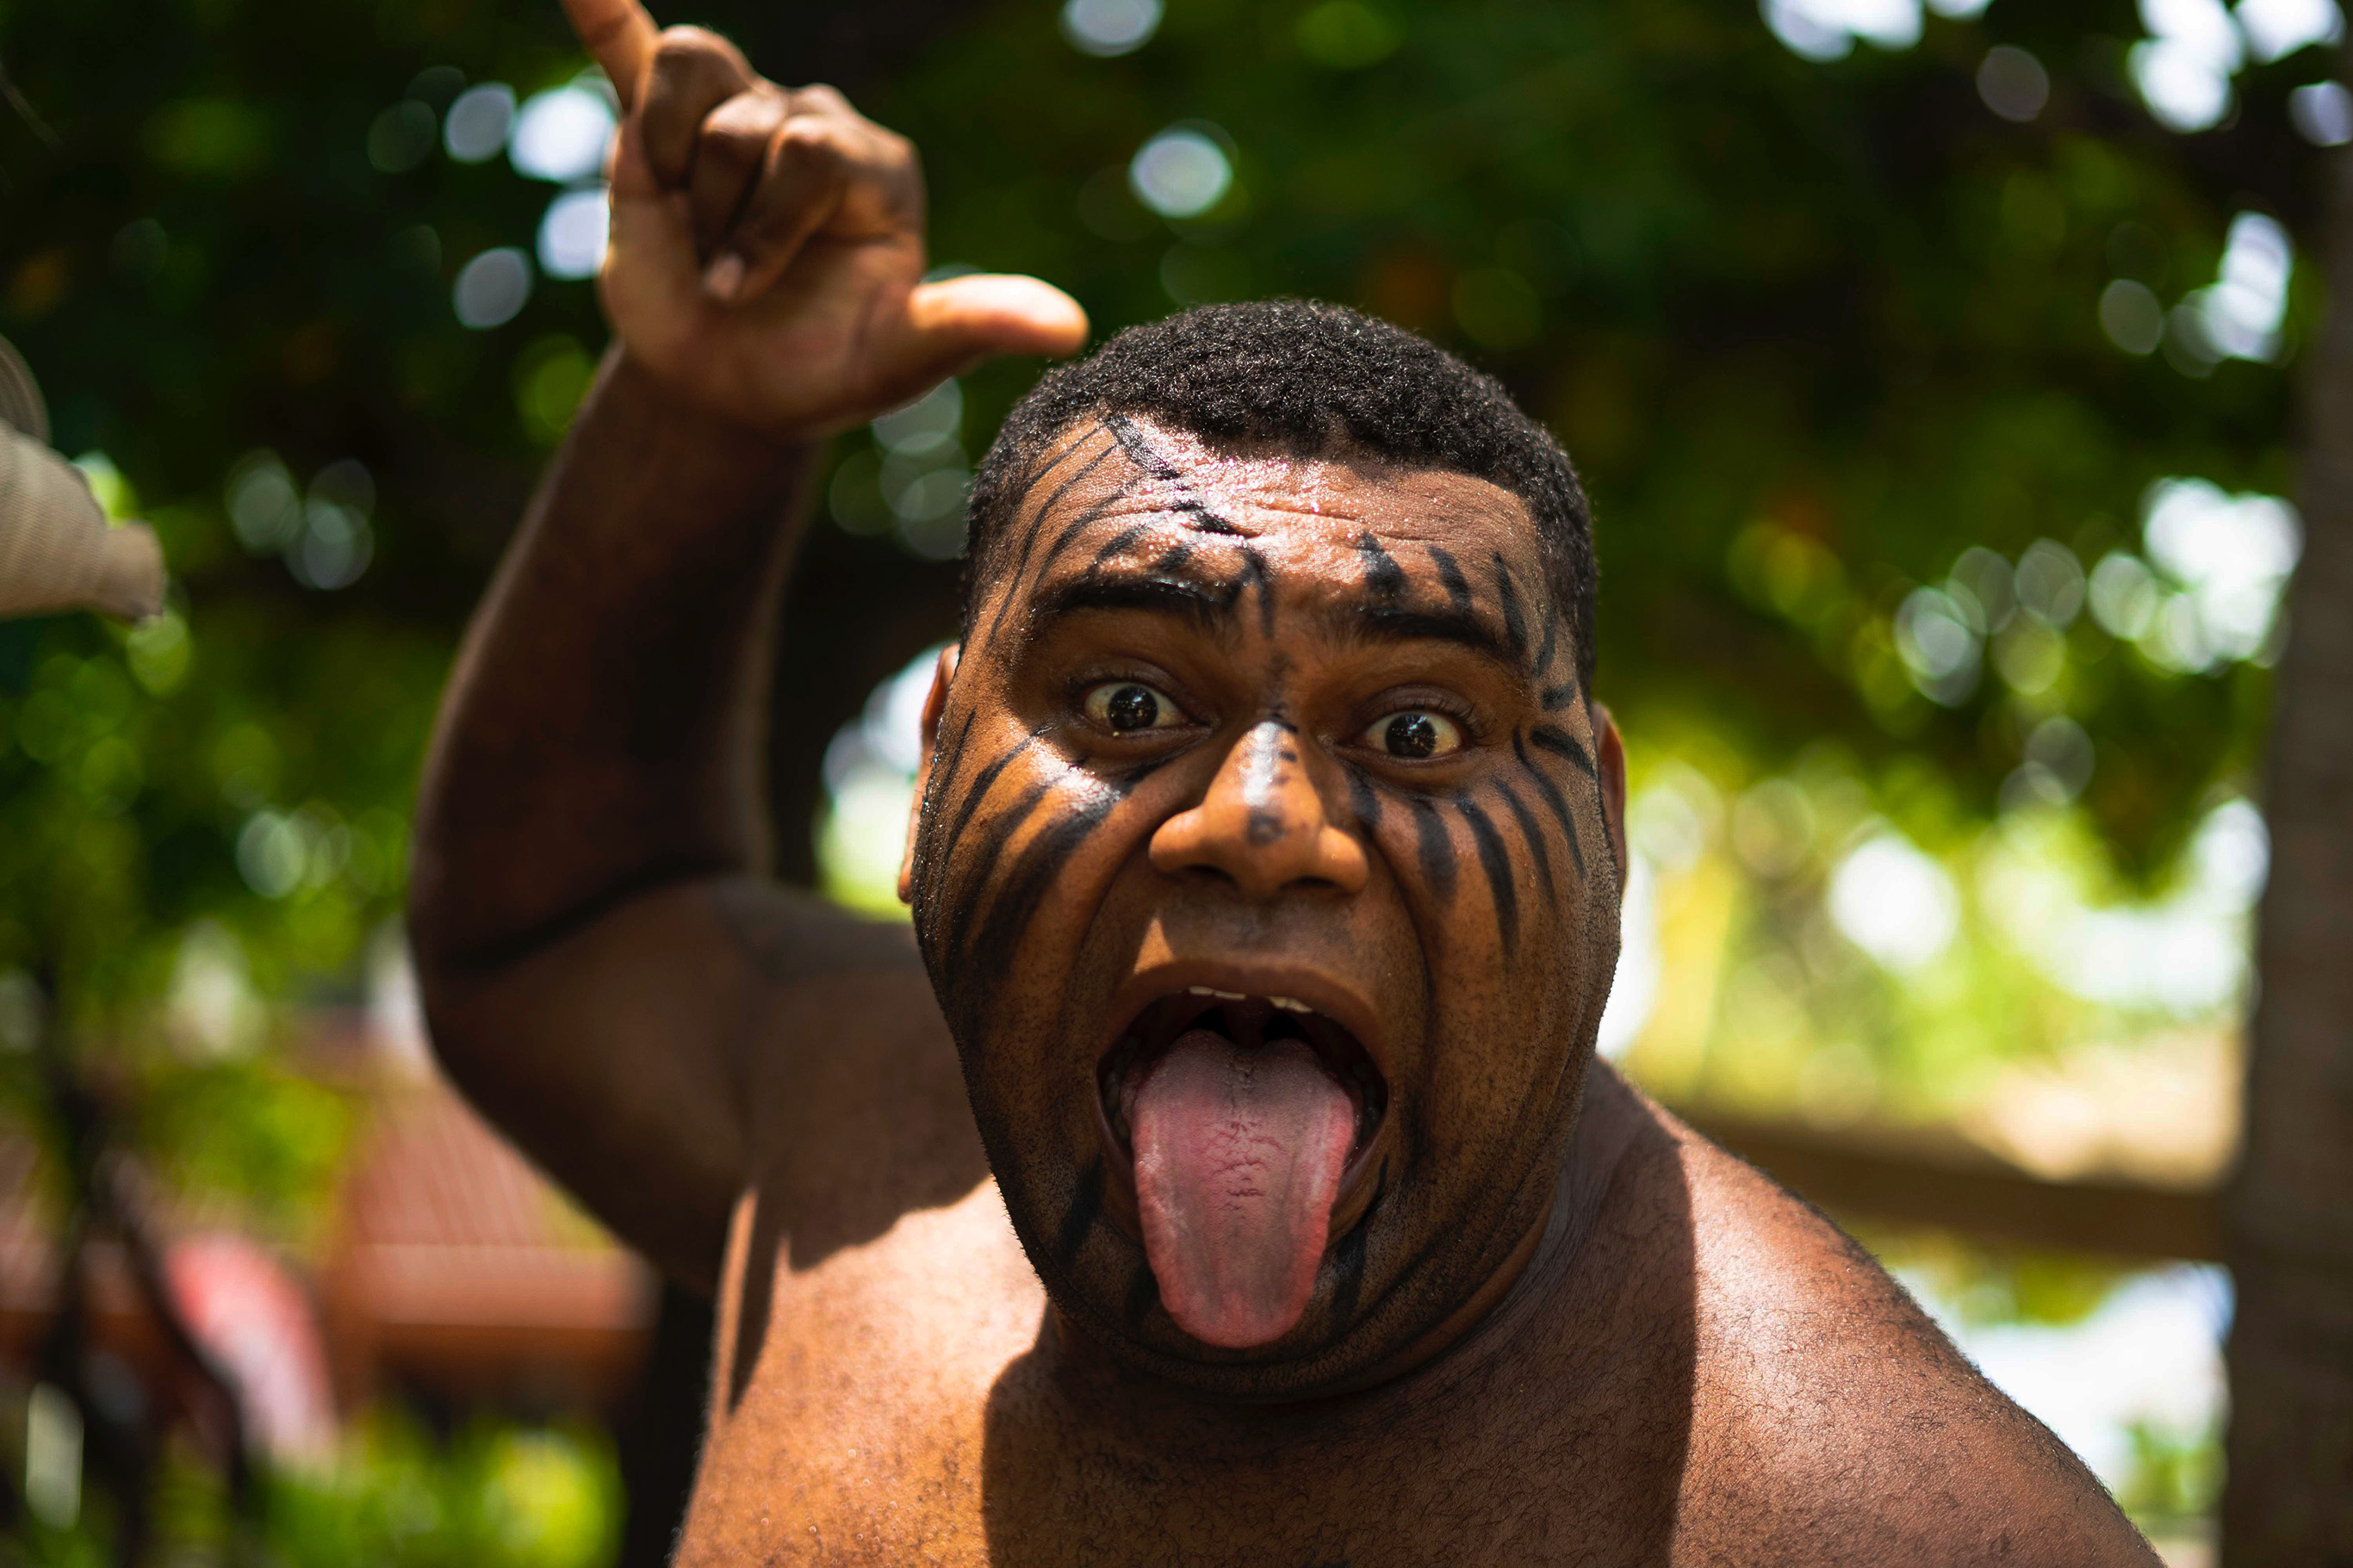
[0,0,2346,1560]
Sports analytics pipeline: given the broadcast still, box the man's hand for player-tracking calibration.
[562,0,1089,438]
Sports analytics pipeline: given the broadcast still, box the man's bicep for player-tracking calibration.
[418,876,918,1292]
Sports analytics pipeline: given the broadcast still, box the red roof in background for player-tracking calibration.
[0,1027,661,1416]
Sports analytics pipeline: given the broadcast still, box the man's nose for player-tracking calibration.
[1149,721,1369,898]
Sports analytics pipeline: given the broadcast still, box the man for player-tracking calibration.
[407,3,2160,1561]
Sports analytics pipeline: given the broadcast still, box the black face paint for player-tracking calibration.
[1426,544,1474,615]
[1406,796,1457,903]
[1540,681,1581,711]
[1102,413,1245,535]
[1052,1159,1105,1271]
[921,776,1054,981]
[1454,796,1519,953]
[984,477,1142,645]
[953,782,1130,1031]
[1238,722,1290,846]
[1512,729,1587,881]
[1346,769,1384,833]
[1236,542,1276,638]
[915,724,1053,918]
[1528,722,1598,779]
[1355,531,1406,600]
[918,707,978,828]
[1534,593,1559,678]
[1084,519,1157,573]
[1123,1261,1163,1329]
[1491,552,1528,664]
[1492,779,1558,907]
[1325,1209,1371,1337]
[978,425,1117,636]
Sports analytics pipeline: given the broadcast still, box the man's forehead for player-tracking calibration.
[1015,416,1539,569]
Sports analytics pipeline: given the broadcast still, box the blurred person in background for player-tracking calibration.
[407,1,2161,1560]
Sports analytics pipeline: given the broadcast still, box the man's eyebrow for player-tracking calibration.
[1027,569,1239,636]
[1350,600,1524,672]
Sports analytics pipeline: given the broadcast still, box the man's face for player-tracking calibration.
[904,416,1624,1398]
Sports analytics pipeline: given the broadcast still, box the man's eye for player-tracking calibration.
[1363,710,1464,759]
[1083,681,1184,734]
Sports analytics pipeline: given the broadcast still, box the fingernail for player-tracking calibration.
[703,253,744,302]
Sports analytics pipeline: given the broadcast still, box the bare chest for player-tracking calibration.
[670,1181,1688,1568]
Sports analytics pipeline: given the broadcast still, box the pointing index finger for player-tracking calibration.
[559,0,658,110]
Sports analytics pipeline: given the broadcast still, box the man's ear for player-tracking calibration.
[1589,698,1629,892]
[897,642,961,905]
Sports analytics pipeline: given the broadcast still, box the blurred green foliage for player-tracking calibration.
[0,0,2319,1018]
[5,1411,618,1566]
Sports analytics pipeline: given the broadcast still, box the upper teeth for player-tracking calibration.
[1183,986,1313,1013]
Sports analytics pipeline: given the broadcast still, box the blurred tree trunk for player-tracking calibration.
[2222,91,2353,1566]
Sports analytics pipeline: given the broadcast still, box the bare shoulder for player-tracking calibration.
[714,878,994,1262]
[1642,1099,2160,1566]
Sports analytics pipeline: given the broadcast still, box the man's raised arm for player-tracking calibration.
[406,2,1084,1290]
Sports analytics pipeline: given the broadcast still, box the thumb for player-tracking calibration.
[903,275,1090,371]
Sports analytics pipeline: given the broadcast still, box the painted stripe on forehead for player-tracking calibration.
[1535,594,1559,678]
[1102,413,1245,536]
[984,425,1121,612]
[1513,729,1587,881]
[1356,532,1406,599]
[1456,796,1519,953]
[1426,544,1474,614]
[1492,553,1528,663]
[1236,542,1276,638]
[1085,520,1157,572]
[984,476,1140,646]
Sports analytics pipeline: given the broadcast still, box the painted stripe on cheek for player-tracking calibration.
[1407,796,1456,903]
[1455,796,1519,953]
[1052,1159,1105,1271]
[1493,779,1558,906]
[1528,722,1598,779]
[1512,730,1587,881]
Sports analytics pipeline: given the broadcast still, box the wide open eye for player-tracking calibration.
[1361,710,1464,760]
[1083,680,1186,734]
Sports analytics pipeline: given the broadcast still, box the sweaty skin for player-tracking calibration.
[407,6,2163,1563]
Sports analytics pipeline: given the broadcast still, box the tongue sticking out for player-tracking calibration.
[1130,1027,1357,1348]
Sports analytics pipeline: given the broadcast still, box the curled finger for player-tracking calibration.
[639,27,758,190]
[704,113,855,304]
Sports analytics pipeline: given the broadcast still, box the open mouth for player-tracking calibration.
[1098,989,1388,1162]
[1095,985,1390,1349]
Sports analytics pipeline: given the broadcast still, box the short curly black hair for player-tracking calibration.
[962,299,1599,688]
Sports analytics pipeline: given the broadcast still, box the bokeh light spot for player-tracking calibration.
[1129,127,1232,219]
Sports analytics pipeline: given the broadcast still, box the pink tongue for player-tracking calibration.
[1131,1028,1357,1348]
